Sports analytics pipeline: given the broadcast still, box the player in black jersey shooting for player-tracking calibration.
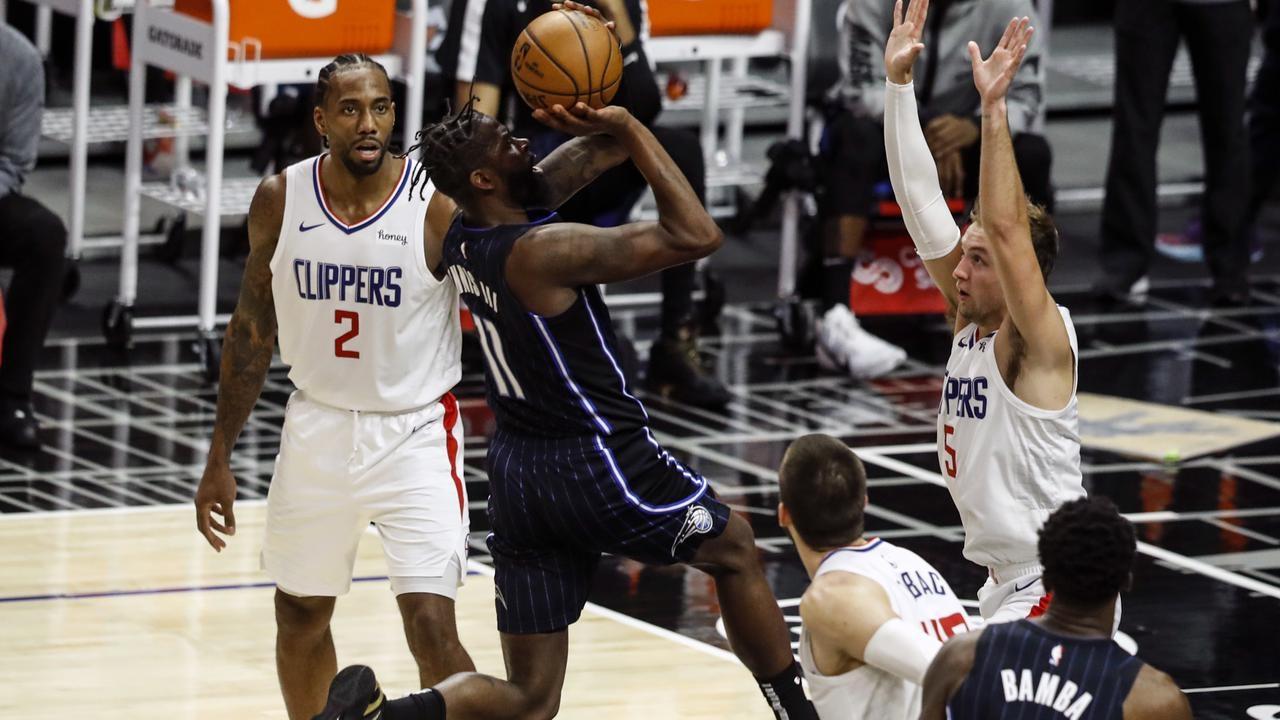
[309,8,816,720]
[920,496,1191,720]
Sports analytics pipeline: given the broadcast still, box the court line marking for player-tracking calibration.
[465,561,741,665]
[1182,683,1280,695]
[5,497,1279,695]
[0,497,269,521]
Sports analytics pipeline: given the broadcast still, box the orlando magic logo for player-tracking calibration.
[671,504,715,556]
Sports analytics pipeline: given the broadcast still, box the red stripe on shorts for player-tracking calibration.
[1027,592,1054,618]
[442,393,465,519]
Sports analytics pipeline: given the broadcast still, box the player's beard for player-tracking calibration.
[338,143,387,177]
[509,157,551,209]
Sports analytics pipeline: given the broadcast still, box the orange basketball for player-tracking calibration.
[511,9,623,111]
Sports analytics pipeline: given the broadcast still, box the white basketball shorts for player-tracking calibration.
[980,564,1122,634]
[262,391,469,598]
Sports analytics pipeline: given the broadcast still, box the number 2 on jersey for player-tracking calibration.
[943,424,957,478]
[334,310,360,359]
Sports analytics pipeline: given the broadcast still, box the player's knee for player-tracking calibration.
[20,202,67,266]
[273,590,334,638]
[404,601,462,660]
[518,687,561,720]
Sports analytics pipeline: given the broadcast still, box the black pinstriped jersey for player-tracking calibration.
[949,620,1142,720]
[441,211,650,438]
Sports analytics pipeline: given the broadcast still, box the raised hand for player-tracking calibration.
[553,1,617,32]
[533,102,633,137]
[885,0,929,85]
[967,17,1034,104]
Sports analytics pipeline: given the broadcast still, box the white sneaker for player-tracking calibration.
[815,304,856,371]
[816,305,907,380]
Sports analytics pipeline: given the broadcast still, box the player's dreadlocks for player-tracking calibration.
[314,54,390,109]
[402,95,490,202]
[1038,496,1137,607]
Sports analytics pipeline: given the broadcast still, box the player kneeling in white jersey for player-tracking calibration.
[779,434,972,720]
[883,1,1088,623]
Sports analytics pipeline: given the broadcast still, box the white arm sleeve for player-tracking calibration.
[883,80,961,260]
[862,617,943,685]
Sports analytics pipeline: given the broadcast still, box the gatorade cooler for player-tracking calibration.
[648,0,773,36]
[174,0,397,59]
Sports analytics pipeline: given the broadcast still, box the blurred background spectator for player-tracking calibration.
[0,22,67,449]
[1095,0,1253,306]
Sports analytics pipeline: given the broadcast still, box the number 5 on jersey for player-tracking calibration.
[943,424,958,479]
[335,309,360,359]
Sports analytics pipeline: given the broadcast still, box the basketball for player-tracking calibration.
[510,9,623,111]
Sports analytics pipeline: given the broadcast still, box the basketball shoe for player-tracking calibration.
[313,665,386,720]
[815,304,906,379]
[646,321,732,409]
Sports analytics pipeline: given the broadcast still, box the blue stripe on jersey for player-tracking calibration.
[582,296,649,422]
[311,156,412,235]
[818,540,885,568]
[593,434,708,514]
[532,314,613,435]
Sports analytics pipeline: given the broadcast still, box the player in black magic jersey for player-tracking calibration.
[920,497,1191,720]
[310,12,817,720]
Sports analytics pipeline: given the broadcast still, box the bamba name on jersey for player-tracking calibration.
[999,669,1093,720]
[292,258,403,307]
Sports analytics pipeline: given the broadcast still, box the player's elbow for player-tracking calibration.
[689,223,724,258]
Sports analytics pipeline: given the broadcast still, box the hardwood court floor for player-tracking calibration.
[4,281,1280,718]
[0,503,770,719]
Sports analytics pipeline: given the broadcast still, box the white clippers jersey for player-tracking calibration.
[268,155,461,412]
[799,539,970,720]
[938,306,1086,569]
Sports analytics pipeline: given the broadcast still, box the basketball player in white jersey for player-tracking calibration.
[883,2,1087,623]
[188,54,472,719]
[779,434,971,719]
[193,42,648,718]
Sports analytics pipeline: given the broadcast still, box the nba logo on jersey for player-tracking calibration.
[1050,644,1064,667]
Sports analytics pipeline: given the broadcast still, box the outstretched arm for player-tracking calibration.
[882,0,962,312]
[194,175,283,551]
[970,20,1072,377]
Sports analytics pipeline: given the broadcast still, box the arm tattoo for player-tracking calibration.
[209,247,278,463]
[542,135,626,209]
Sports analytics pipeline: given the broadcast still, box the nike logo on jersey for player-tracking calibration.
[299,221,324,232]
[1014,578,1039,593]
